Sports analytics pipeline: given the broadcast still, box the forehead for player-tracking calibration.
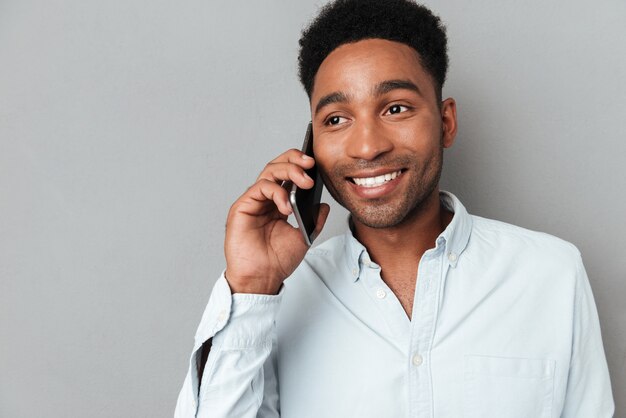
[311,38,436,104]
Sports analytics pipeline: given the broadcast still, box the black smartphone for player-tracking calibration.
[288,122,323,246]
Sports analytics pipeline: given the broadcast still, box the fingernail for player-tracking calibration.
[301,154,312,160]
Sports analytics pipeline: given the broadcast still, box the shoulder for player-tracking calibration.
[280,233,353,311]
[471,214,580,256]
[283,232,352,289]
[468,215,583,275]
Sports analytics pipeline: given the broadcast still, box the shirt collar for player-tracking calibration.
[438,190,473,268]
[343,190,473,282]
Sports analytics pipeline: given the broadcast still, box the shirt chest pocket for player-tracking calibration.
[463,355,555,418]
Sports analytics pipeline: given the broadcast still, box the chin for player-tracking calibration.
[343,182,439,230]
[350,205,409,229]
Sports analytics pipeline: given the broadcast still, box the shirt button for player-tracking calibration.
[375,289,387,299]
[412,354,423,367]
[448,252,458,262]
[352,268,358,276]
[217,310,227,322]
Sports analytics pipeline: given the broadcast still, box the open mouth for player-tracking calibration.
[349,169,405,188]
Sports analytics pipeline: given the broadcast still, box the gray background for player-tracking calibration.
[1,0,624,416]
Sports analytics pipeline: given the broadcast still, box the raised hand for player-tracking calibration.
[224,149,330,295]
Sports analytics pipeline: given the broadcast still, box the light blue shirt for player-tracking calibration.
[175,191,614,418]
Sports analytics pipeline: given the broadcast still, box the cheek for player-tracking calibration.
[313,141,342,171]
[396,117,442,149]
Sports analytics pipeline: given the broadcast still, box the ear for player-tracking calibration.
[441,98,457,148]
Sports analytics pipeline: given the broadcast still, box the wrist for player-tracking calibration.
[224,271,281,295]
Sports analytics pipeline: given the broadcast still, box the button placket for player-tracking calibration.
[407,248,444,417]
[357,261,410,349]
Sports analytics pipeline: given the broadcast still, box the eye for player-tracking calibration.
[325,115,347,126]
[385,104,410,115]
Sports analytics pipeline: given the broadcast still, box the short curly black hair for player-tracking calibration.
[298,0,448,102]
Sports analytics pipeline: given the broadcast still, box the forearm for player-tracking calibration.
[196,292,280,418]
[175,275,283,418]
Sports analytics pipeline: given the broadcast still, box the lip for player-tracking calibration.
[347,169,405,199]
[347,168,405,180]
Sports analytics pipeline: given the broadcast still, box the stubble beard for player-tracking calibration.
[320,146,444,229]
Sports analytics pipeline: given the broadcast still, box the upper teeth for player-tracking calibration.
[352,170,401,187]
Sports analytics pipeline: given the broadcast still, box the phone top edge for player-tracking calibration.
[301,122,313,154]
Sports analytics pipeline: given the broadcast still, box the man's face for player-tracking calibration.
[310,39,457,229]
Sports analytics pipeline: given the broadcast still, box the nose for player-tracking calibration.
[345,120,393,161]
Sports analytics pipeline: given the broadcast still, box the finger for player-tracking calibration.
[240,179,293,216]
[267,148,316,169]
[257,162,315,189]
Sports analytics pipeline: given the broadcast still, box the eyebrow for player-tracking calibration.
[373,79,421,97]
[314,79,421,115]
[315,91,349,114]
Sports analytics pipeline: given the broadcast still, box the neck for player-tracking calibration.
[351,188,453,265]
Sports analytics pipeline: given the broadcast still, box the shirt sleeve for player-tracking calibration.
[560,256,615,417]
[174,273,282,418]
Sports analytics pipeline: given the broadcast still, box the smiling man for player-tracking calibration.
[175,1,614,417]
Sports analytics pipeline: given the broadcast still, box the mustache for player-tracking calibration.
[329,155,415,177]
